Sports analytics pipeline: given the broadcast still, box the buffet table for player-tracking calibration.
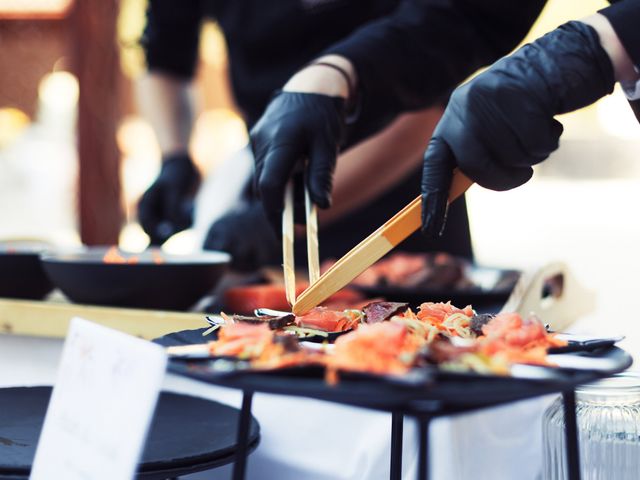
[1,333,613,480]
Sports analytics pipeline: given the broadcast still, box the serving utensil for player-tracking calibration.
[282,179,321,306]
[282,181,296,305]
[292,170,473,315]
[548,334,624,354]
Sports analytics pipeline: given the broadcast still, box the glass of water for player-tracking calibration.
[543,372,640,480]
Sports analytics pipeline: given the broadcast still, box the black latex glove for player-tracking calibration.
[421,21,615,238]
[251,91,346,229]
[203,203,280,272]
[138,152,200,245]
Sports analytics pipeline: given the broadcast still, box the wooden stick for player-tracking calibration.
[305,187,320,285]
[0,298,205,340]
[292,170,473,315]
[282,181,296,305]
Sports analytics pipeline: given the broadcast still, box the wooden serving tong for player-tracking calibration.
[290,170,473,315]
[282,180,321,306]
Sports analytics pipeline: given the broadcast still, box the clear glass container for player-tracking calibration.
[543,372,640,480]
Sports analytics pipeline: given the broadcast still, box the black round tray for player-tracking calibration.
[159,329,633,414]
[0,387,260,480]
[353,266,520,310]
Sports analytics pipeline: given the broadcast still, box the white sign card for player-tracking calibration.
[31,317,168,480]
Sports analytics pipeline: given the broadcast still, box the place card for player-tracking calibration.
[31,317,167,480]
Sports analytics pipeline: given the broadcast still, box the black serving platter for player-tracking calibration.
[158,328,632,411]
[354,265,520,310]
[0,387,260,478]
[168,360,438,410]
[167,348,631,411]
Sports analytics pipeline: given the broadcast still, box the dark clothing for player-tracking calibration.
[144,0,399,129]
[307,165,473,262]
[143,0,546,260]
[601,0,640,69]
[143,0,546,137]
[601,0,640,124]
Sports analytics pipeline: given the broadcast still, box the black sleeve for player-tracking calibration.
[324,0,547,140]
[600,0,640,68]
[142,0,206,79]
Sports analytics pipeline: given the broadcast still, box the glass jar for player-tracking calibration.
[543,372,640,480]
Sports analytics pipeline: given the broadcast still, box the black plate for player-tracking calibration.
[0,387,260,478]
[41,247,230,311]
[169,360,439,410]
[353,266,520,309]
[159,329,632,411]
[171,357,434,389]
[168,348,631,411]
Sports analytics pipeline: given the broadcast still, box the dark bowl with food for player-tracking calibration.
[0,242,54,300]
[41,247,230,311]
[349,252,520,310]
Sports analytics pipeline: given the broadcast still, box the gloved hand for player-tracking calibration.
[203,202,280,272]
[251,91,346,228]
[138,152,200,245]
[421,21,615,238]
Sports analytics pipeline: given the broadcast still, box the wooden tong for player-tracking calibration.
[282,180,320,306]
[291,170,473,315]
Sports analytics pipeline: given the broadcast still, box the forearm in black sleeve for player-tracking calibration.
[600,0,640,68]
[324,0,547,118]
[142,0,205,79]
[600,1,640,122]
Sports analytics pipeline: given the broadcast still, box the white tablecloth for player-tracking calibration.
[0,334,553,480]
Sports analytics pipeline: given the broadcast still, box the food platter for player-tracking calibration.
[159,327,632,411]
[354,265,520,309]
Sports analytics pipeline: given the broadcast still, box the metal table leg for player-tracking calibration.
[232,390,254,480]
[417,416,431,480]
[563,390,581,480]
[390,412,404,480]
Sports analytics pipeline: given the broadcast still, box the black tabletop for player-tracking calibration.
[0,386,260,479]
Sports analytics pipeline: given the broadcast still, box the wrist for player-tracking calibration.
[283,55,357,101]
[581,14,639,84]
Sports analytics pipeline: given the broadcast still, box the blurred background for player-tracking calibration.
[0,0,248,252]
[0,0,639,342]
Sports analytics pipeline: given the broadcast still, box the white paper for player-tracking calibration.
[30,317,168,480]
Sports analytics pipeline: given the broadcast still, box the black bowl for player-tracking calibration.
[0,243,54,300]
[41,247,230,311]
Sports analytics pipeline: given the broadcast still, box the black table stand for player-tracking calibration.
[390,412,404,480]
[232,391,255,480]
[230,388,582,480]
[563,390,581,480]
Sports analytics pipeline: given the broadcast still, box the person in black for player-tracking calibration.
[418,1,640,236]
[138,0,546,270]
